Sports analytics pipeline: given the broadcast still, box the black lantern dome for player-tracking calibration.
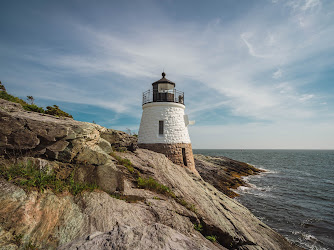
[142,72,184,105]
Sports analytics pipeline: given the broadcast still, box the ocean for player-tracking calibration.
[193,149,334,250]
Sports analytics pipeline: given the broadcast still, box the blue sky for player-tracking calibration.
[1,0,334,149]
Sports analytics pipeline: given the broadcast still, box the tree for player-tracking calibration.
[45,105,73,118]
[27,96,35,105]
[0,81,6,92]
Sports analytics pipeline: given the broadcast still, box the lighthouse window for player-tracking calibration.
[159,120,164,135]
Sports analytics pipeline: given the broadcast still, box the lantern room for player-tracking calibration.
[142,72,184,105]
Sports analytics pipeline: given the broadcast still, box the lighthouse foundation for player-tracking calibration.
[138,143,197,174]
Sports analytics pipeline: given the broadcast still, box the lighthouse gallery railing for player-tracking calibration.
[142,89,184,105]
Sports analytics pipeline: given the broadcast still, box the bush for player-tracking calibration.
[110,152,134,173]
[0,161,98,195]
[194,223,203,232]
[137,176,175,197]
[0,85,72,118]
[0,91,28,106]
[176,198,197,213]
[205,235,217,242]
[23,104,45,113]
[45,105,73,118]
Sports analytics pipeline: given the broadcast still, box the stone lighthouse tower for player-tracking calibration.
[138,72,197,174]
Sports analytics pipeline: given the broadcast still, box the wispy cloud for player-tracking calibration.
[1,0,334,147]
[9,1,334,122]
[272,69,283,79]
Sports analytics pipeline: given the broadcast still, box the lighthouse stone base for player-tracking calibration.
[138,143,198,175]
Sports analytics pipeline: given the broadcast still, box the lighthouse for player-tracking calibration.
[138,72,197,174]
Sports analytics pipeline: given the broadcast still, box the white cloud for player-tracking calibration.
[301,0,322,12]
[273,69,283,79]
[286,0,321,12]
[5,0,334,130]
[241,32,271,58]
[299,94,314,102]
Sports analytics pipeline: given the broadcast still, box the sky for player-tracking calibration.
[1,0,334,149]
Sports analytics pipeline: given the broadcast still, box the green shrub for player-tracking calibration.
[12,234,23,246]
[187,203,197,213]
[23,104,45,113]
[0,161,98,195]
[23,240,38,250]
[110,152,134,173]
[177,198,188,206]
[45,105,73,118]
[0,91,28,106]
[194,223,203,232]
[110,193,126,200]
[176,198,197,213]
[137,176,175,197]
[0,87,72,118]
[205,235,217,242]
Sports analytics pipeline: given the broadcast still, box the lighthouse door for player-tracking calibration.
[182,148,187,166]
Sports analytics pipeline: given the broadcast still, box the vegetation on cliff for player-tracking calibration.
[110,151,198,213]
[0,159,98,195]
[0,97,299,250]
[0,81,72,118]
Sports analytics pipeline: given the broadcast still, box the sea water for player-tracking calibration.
[193,149,334,250]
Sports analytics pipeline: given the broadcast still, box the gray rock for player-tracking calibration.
[0,99,300,250]
[0,99,112,165]
[100,129,137,152]
[58,223,219,250]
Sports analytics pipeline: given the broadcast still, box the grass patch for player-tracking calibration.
[205,235,217,242]
[11,233,38,249]
[194,223,203,232]
[110,152,134,173]
[23,241,38,250]
[0,161,98,195]
[12,234,23,246]
[176,198,197,213]
[137,176,175,197]
[0,91,28,106]
[111,146,127,152]
[110,193,127,201]
[110,193,145,203]
[109,153,197,213]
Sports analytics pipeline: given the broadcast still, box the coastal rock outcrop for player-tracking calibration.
[194,154,263,198]
[0,99,136,163]
[0,99,300,249]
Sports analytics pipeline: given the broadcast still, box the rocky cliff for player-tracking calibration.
[0,99,300,249]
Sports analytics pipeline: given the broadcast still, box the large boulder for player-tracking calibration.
[100,129,137,152]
